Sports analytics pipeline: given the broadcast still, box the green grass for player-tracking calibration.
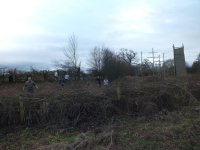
[138,139,157,146]
[47,133,77,145]
[63,135,76,144]
[111,109,200,150]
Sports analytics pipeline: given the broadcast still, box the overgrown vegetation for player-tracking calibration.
[0,74,200,149]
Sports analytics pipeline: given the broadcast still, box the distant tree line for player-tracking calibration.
[189,53,200,73]
[88,46,138,80]
[1,33,200,83]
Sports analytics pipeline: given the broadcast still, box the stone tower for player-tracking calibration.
[173,44,186,76]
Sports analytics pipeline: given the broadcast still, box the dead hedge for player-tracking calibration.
[0,93,115,128]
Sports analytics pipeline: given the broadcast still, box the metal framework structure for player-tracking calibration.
[173,44,186,76]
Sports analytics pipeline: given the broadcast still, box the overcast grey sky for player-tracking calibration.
[0,0,200,70]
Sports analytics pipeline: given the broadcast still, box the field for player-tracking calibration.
[0,75,200,150]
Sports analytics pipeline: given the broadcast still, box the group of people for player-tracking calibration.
[54,71,69,86]
[23,74,109,94]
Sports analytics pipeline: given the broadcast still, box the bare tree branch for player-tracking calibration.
[64,34,79,69]
[88,46,103,75]
[119,48,137,65]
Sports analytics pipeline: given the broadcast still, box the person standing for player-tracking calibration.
[103,77,109,96]
[103,77,109,86]
[22,75,38,127]
[64,74,69,82]
[54,71,58,81]
[23,76,38,93]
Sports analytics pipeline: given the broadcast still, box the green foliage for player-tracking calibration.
[137,139,159,148]
[64,135,76,144]
[48,133,76,145]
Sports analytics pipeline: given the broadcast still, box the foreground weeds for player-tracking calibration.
[0,107,199,150]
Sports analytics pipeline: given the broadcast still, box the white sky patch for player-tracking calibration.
[164,19,174,24]
[119,3,150,22]
[108,1,155,41]
[0,42,29,51]
[0,0,47,40]
[0,0,199,68]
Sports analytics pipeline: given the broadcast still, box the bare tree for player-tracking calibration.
[191,53,200,73]
[141,59,152,76]
[88,46,103,75]
[163,59,175,76]
[63,34,81,80]
[196,53,200,62]
[88,47,138,80]
[119,48,137,65]
[64,34,80,69]
[101,48,131,80]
